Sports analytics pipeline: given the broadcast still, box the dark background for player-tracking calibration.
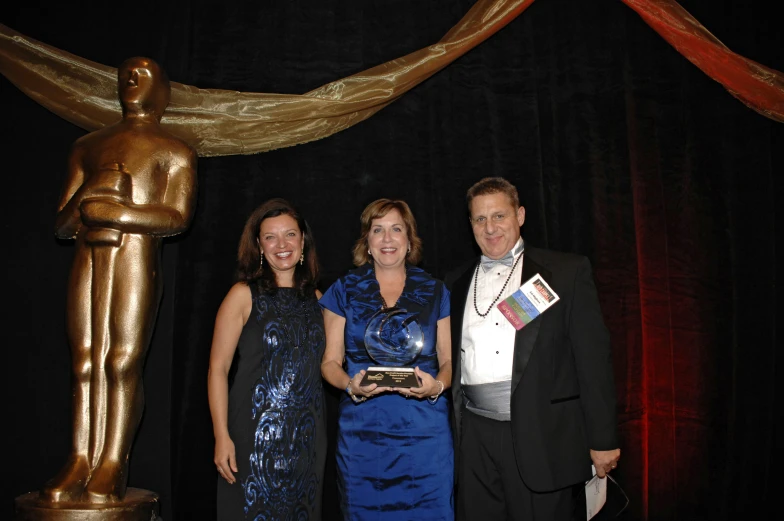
[2,1,781,520]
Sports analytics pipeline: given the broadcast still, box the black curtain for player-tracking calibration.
[3,1,780,520]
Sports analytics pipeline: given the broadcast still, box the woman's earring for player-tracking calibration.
[300,253,304,265]
[259,251,263,269]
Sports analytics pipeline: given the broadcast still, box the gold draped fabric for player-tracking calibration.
[0,0,535,157]
[1,0,781,159]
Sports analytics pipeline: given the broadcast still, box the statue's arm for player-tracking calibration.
[79,147,198,236]
[54,146,87,239]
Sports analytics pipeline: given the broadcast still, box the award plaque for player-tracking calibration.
[360,307,424,388]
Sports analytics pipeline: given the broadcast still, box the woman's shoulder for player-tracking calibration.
[406,265,446,287]
[218,282,254,321]
[403,265,449,306]
[320,264,373,304]
[331,264,374,287]
[226,281,253,301]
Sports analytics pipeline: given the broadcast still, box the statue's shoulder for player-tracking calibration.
[154,127,197,157]
[70,127,111,156]
[73,123,116,145]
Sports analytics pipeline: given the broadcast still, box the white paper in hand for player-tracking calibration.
[585,465,607,520]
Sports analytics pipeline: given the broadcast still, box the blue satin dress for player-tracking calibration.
[320,265,454,521]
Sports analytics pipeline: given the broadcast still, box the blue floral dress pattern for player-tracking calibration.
[320,265,453,521]
[217,285,326,521]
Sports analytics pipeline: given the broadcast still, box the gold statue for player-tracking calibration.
[42,56,198,504]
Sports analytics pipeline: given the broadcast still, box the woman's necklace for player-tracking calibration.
[376,267,406,310]
[473,253,523,318]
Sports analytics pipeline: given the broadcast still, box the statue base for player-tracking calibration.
[14,488,160,521]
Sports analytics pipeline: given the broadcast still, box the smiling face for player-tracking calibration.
[258,214,304,286]
[469,192,525,260]
[368,208,409,270]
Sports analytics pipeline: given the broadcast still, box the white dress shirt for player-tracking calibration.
[461,238,524,386]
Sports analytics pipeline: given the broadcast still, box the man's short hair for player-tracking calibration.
[466,177,520,211]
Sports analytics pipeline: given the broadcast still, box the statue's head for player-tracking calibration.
[117,57,171,120]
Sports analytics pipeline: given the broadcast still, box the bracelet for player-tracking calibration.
[346,379,367,403]
[428,380,445,404]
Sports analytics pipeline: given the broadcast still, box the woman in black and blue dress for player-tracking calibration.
[208,198,326,521]
[320,199,453,520]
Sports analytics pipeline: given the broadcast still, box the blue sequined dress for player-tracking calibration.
[217,284,326,521]
[319,265,454,521]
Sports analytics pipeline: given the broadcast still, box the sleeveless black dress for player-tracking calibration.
[217,284,326,521]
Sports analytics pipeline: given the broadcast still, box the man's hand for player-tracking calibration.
[590,448,620,478]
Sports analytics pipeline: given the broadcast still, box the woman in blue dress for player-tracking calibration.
[208,199,326,520]
[320,199,453,520]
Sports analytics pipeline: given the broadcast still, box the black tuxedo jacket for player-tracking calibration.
[446,245,618,492]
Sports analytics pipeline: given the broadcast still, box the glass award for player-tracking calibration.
[360,306,424,388]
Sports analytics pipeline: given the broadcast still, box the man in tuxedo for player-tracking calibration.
[447,177,620,520]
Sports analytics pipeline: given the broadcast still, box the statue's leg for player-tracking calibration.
[84,236,161,503]
[86,244,116,477]
[41,243,93,502]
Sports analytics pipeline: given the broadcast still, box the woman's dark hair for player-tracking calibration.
[235,198,319,296]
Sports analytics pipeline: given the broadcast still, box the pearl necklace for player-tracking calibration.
[472,252,523,318]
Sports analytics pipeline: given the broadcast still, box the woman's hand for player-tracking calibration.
[398,367,442,400]
[350,369,390,400]
[214,434,238,484]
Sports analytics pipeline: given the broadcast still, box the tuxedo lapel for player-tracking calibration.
[511,251,551,395]
[450,263,475,349]
[450,261,477,405]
